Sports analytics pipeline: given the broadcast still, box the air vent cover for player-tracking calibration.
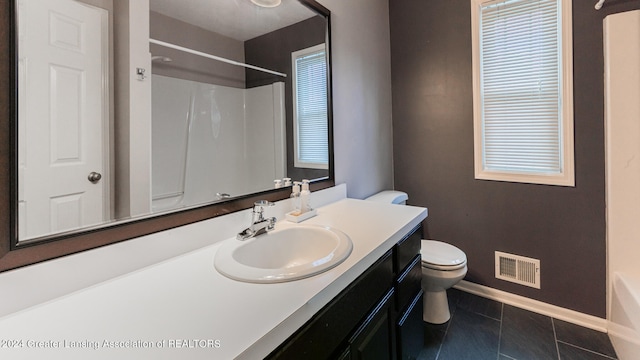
[495,251,540,289]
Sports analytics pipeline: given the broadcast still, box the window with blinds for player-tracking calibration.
[292,44,329,170]
[471,0,574,186]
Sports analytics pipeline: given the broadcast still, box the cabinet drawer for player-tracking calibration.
[395,255,422,312]
[394,225,421,274]
[267,250,393,359]
[396,290,424,360]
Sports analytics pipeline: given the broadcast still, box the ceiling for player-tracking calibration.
[149,0,318,41]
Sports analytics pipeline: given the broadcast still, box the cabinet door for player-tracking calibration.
[335,347,351,360]
[396,290,424,360]
[267,251,393,359]
[349,289,396,360]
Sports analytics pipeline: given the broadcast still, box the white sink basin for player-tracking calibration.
[214,224,353,283]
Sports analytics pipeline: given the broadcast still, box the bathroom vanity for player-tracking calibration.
[267,224,424,359]
[0,189,427,359]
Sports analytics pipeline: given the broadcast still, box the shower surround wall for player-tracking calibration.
[148,10,288,212]
[604,10,640,358]
[151,75,285,212]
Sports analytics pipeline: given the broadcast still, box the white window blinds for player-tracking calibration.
[472,0,574,186]
[293,44,328,169]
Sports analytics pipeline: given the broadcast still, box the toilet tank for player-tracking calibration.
[365,190,408,205]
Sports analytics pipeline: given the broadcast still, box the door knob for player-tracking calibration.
[88,172,102,184]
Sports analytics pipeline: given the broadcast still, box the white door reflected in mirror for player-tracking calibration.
[18,0,109,240]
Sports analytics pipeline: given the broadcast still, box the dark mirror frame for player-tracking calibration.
[0,0,334,272]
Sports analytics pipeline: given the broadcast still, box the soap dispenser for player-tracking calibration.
[300,179,311,213]
[290,182,301,215]
[285,180,317,222]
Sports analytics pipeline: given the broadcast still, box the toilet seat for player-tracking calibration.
[421,240,467,271]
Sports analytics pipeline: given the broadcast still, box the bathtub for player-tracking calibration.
[608,273,640,359]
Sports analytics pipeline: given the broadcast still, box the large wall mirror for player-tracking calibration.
[0,0,333,271]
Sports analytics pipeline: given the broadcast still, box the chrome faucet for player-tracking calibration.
[237,200,277,240]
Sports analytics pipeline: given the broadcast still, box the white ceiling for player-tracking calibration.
[149,0,318,41]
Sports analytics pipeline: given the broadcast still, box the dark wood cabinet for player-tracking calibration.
[393,226,424,360]
[348,289,395,360]
[267,225,423,360]
[396,290,424,360]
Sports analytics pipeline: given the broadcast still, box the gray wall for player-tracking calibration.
[390,0,640,318]
[318,0,395,200]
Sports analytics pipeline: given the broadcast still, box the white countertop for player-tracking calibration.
[0,198,427,359]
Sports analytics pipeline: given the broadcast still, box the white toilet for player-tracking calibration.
[420,240,467,323]
[366,190,468,324]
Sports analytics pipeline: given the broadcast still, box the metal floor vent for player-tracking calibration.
[495,251,540,289]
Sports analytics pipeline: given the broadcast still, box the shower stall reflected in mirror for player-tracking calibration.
[151,74,285,212]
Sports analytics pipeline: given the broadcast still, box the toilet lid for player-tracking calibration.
[365,190,408,204]
[421,240,467,268]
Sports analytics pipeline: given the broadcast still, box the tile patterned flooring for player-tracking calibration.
[419,289,618,360]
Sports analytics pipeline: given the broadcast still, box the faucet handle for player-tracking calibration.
[267,216,277,231]
[252,200,274,222]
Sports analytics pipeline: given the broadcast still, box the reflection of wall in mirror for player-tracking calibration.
[149,11,246,89]
[150,11,329,185]
[113,0,153,221]
[245,16,329,181]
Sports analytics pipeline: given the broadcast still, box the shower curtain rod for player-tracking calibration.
[149,38,287,78]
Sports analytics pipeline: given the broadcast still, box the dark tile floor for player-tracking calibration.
[419,288,618,360]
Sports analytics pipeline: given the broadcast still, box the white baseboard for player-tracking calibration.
[454,280,608,333]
